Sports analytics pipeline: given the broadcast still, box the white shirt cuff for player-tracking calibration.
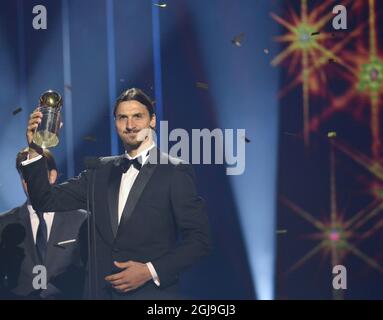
[146,262,160,287]
[21,154,42,166]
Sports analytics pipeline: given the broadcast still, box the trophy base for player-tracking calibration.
[33,130,59,148]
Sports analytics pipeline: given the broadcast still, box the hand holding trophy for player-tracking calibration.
[27,90,63,158]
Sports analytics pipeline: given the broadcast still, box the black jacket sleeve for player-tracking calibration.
[151,164,211,287]
[21,157,88,212]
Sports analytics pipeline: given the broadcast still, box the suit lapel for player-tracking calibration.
[108,156,124,237]
[44,213,62,268]
[48,213,60,245]
[20,204,39,265]
[117,148,159,232]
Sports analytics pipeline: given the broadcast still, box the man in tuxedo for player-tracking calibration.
[21,88,211,299]
[0,149,87,299]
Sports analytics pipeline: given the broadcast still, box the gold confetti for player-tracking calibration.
[12,107,22,115]
[276,229,288,234]
[83,135,97,142]
[153,3,167,8]
[282,131,299,137]
[327,131,337,138]
[231,33,245,47]
[196,82,209,90]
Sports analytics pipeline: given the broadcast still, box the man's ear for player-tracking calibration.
[48,169,58,184]
[21,178,29,197]
[150,113,156,130]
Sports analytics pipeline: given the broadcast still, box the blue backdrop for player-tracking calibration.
[0,0,281,299]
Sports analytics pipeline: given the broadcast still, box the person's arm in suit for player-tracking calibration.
[21,157,88,212]
[23,111,87,212]
[151,163,212,288]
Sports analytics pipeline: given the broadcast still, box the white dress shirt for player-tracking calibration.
[27,204,55,243]
[22,144,161,286]
[118,143,160,286]
[118,143,155,224]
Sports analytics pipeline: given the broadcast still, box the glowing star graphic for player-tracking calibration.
[271,0,355,146]
[358,60,383,93]
[369,181,383,203]
[280,135,383,299]
[309,0,383,159]
[332,137,383,201]
[328,229,342,242]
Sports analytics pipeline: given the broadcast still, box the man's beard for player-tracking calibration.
[125,139,143,150]
[123,127,153,150]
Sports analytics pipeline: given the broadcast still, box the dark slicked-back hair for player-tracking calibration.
[16,148,57,176]
[113,88,155,118]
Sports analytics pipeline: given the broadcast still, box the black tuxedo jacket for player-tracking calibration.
[21,148,211,299]
[0,203,87,299]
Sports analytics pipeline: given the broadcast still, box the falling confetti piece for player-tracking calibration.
[153,3,167,8]
[311,31,321,36]
[64,84,72,90]
[331,32,345,40]
[83,135,97,142]
[12,107,22,115]
[264,48,270,54]
[196,82,209,90]
[231,33,245,47]
[245,137,251,143]
[327,131,337,138]
[276,230,288,234]
[282,131,299,137]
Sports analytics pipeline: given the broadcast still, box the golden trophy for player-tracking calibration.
[32,90,62,148]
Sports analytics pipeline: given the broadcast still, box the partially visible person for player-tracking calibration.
[0,148,87,299]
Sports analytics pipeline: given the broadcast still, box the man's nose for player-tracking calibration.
[126,118,135,130]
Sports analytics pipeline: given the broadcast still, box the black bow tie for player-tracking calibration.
[119,157,142,173]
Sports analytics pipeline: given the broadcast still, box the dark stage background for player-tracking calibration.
[1,0,382,299]
[276,0,383,299]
